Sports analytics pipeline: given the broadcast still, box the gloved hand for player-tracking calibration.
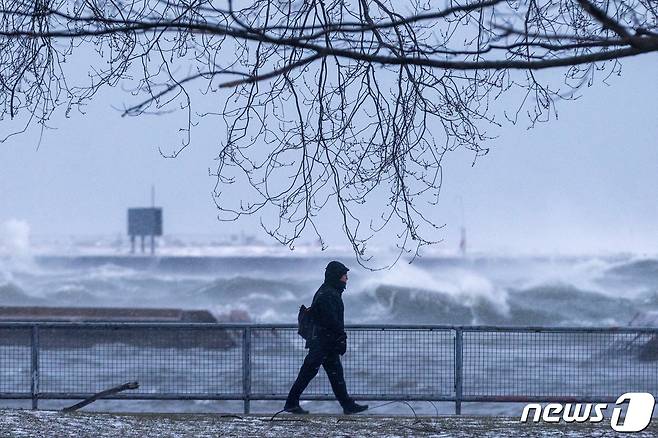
[336,333,347,355]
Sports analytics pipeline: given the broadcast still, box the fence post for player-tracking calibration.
[242,327,252,414]
[30,326,39,410]
[454,327,463,415]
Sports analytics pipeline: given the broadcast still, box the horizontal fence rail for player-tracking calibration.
[0,323,656,413]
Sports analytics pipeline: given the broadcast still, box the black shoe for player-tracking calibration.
[343,402,368,415]
[284,403,309,415]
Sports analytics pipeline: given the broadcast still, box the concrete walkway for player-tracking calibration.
[1,410,655,437]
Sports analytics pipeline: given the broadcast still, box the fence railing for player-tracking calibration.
[0,323,656,414]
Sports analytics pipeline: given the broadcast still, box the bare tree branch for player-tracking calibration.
[1,0,656,266]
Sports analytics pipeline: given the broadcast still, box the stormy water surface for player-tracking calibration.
[1,252,656,326]
[1,245,657,415]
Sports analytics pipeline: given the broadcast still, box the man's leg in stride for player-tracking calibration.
[322,352,350,406]
[286,346,327,407]
[323,352,369,414]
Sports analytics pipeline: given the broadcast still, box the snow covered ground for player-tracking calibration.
[0,410,654,437]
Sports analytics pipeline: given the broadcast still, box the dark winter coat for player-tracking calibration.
[308,261,349,351]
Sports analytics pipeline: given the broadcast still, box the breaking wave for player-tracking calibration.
[359,283,638,326]
[0,253,656,326]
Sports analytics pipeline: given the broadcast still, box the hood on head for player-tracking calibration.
[324,260,349,284]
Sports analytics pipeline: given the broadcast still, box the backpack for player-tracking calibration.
[297,305,314,341]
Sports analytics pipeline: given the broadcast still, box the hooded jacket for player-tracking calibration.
[309,261,349,347]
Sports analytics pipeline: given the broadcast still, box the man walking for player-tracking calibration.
[284,261,368,415]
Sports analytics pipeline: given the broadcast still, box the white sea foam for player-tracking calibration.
[0,219,36,284]
[0,234,654,326]
[0,219,31,256]
[358,261,510,316]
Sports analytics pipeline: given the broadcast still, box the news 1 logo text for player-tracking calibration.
[520,393,655,432]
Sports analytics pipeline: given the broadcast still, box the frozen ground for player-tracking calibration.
[0,410,655,437]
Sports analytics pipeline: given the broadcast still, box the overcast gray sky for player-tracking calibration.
[1,55,656,255]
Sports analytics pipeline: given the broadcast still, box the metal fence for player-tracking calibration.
[0,323,656,414]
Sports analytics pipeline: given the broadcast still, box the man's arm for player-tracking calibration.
[312,291,344,336]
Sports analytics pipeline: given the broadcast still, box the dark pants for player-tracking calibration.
[286,345,351,406]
